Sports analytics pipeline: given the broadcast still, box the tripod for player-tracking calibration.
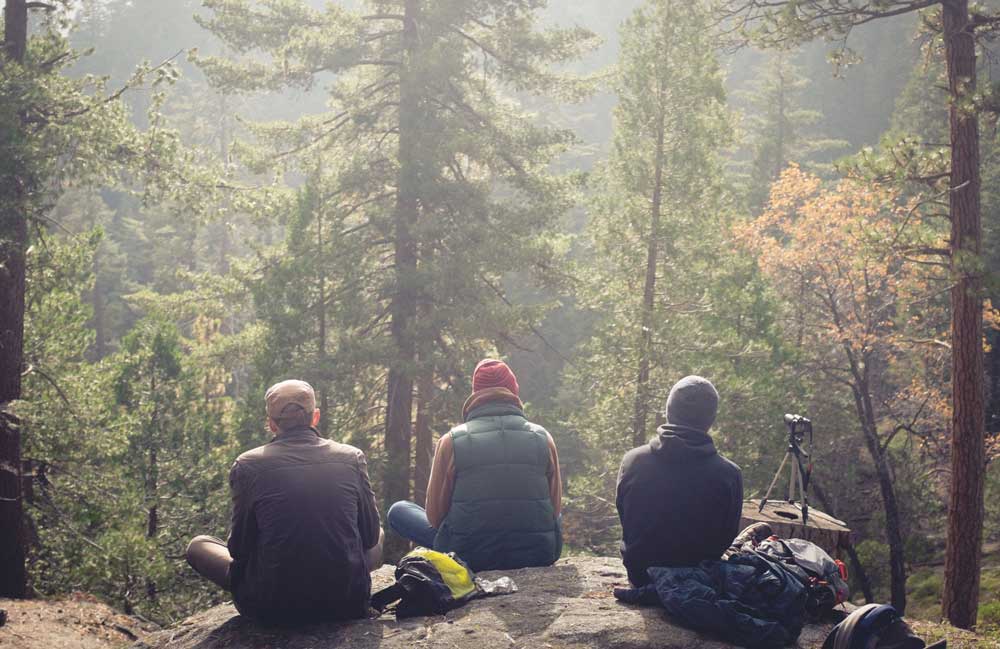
[758,414,813,525]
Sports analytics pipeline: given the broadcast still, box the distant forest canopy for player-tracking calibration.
[2,0,1000,633]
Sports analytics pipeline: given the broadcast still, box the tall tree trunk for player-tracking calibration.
[145,376,158,602]
[92,245,107,359]
[316,190,329,437]
[0,0,29,599]
[942,0,985,629]
[872,442,907,612]
[146,445,158,601]
[988,328,1000,433]
[774,60,786,180]
[217,95,232,278]
[632,117,665,448]
[413,363,434,508]
[848,358,907,612]
[146,449,158,540]
[383,0,420,559]
[3,0,26,62]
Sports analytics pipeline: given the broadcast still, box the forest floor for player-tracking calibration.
[0,592,153,649]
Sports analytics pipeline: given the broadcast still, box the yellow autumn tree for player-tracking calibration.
[737,165,951,612]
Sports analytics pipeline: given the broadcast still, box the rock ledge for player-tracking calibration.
[135,556,840,649]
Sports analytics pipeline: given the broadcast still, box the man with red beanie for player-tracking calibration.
[387,359,563,570]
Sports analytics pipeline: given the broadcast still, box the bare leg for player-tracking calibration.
[186,535,232,590]
[365,527,385,570]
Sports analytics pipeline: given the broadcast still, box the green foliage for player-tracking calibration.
[733,50,848,210]
[21,244,240,619]
[986,461,1000,542]
[10,0,1000,630]
[2,2,242,621]
[980,596,1000,627]
[855,539,892,601]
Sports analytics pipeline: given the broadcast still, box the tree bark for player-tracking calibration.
[774,59,786,180]
[942,0,985,629]
[145,374,158,602]
[0,0,29,599]
[872,440,907,612]
[987,328,999,434]
[413,364,434,508]
[316,186,329,438]
[92,245,107,360]
[383,0,420,560]
[846,355,907,612]
[3,0,26,63]
[632,116,665,448]
[145,446,158,602]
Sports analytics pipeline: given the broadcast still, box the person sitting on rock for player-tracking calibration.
[185,379,384,625]
[616,375,743,586]
[387,359,562,571]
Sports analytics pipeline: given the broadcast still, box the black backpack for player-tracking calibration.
[822,604,945,649]
[727,523,850,619]
[370,548,481,618]
[756,536,850,617]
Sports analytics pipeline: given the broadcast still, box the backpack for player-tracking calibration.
[822,604,946,649]
[370,547,481,618]
[727,523,850,618]
[756,536,850,616]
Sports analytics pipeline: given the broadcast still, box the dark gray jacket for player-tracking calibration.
[616,424,743,586]
[227,426,381,624]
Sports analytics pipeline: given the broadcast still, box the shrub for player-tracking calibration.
[853,539,891,601]
[979,599,1000,627]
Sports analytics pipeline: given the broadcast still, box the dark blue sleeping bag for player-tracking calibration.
[614,551,808,648]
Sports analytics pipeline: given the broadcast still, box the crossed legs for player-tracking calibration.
[386,501,438,548]
[185,535,232,590]
[185,527,387,591]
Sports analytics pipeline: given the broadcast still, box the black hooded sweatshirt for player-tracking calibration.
[616,424,743,586]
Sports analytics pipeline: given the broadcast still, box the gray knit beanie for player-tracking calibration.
[665,375,719,433]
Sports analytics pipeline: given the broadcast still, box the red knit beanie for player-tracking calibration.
[472,359,519,396]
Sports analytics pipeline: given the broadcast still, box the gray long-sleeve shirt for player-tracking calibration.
[227,426,381,623]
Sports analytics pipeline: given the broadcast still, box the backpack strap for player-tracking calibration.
[370,583,406,613]
[831,604,881,649]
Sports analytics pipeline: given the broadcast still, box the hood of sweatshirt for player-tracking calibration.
[649,423,718,460]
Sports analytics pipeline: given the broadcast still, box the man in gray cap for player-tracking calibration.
[615,375,743,586]
[185,379,383,624]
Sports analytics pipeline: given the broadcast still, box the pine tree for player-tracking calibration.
[196,0,596,556]
[736,50,847,210]
[583,0,732,449]
[560,1,793,553]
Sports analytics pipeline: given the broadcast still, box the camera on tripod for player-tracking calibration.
[759,413,814,524]
[784,413,812,446]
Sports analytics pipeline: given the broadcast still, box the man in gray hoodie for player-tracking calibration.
[616,375,743,586]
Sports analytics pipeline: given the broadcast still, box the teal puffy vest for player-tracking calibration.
[433,402,562,571]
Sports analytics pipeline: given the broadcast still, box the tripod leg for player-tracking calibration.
[791,451,810,524]
[759,452,790,512]
[800,465,809,524]
[787,453,797,503]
